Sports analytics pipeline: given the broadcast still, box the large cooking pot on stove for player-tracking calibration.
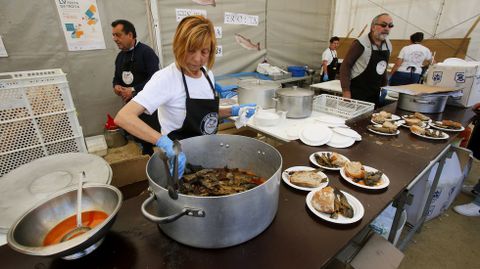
[141,135,282,248]
[237,79,282,109]
[274,86,314,118]
[397,93,448,113]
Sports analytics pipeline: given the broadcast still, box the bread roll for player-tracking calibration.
[382,121,397,131]
[405,118,421,126]
[311,186,335,214]
[289,170,326,188]
[410,125,425,135]
[379,111,392,119]
[344,161,365,179]
[414,112,429,121]
[442,120,462,129]
[331,152,347,167]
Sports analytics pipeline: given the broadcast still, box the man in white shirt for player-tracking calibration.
[321,36,340,81]
[389,32,432,85]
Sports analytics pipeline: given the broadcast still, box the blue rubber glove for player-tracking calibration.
[155,136,186,178]
[323,73,329,81]
[231,103,256,118]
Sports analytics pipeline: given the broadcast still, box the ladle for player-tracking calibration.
[60,171,91,242]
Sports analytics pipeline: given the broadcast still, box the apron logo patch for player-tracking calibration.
[454,72,465,83]
[376,60,387,75]
[122,71,134,85]
[201,112,218,135]
[432,71,443,82]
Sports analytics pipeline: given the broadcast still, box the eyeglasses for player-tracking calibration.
[376,23,394,28]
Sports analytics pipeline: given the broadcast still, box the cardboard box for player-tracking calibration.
[109,155,149,187]
[350,233,404,269]
[426,63,480,107]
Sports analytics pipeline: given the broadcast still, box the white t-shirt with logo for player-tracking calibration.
[397,44,432,74]
[133,62,215,135]
[322,48,337,65]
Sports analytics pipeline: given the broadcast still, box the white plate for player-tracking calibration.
[333,127,362,141]
[282,166,329,191]
[340,165,390,190]
[371,113,401,124]
[306,189,364,224]
[299,124,333,146]
[285,125,302,140]
[397,120,429,129]
[411,129,450,140]
[367,125,400,136]
[309,151,350,171]
[314,115,346,127]
[402,114,432,123]
[429,121,465,132]
[326,132,356,148]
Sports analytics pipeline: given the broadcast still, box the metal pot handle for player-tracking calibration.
[413,99,434,105]
[141,194,205,224]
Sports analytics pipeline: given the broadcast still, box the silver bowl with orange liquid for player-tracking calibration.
[7,183,122,260]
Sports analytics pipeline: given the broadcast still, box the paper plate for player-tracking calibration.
[411,129,449,140]
[282,166,329,191]
[306,189,364,224]
[0,153,112,232]
[429,121,465,132]
[314,115,346,127]
[332,127,362,141]
[371,113,401,124]
[367,125,400,136]
[326,132,356,148]
[309,151,350,171]
[299,124,333,146]
[340,165,390,190]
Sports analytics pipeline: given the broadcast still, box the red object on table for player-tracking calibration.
[105,113,118,130]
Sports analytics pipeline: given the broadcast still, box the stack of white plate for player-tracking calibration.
[299,123,333,146]
[326,127,361,148]
[315,115,347,127]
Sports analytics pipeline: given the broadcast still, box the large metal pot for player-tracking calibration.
[275,86,314,118]
[237,79,282,108]
[141,135,282,248]
[397,93,448,113]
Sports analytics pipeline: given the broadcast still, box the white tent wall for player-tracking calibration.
[0,0,154,136]
[155,0,267,75]
[333,0,480,61]
[0,0,333,136]
[266,0,333,70]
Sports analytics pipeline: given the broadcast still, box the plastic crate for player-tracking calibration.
[0,69,86,177]
[313,94,375,119]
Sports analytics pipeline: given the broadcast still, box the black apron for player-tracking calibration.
[168,68,219,141]
[350,41,390,107]
[322,49,338,81]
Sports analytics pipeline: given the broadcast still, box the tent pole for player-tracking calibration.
[148,0,164,68]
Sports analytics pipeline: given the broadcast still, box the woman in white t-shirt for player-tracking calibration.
[389,32,433,85]
[114,16,255,177]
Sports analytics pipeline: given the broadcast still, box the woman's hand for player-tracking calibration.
[231,103,256,118]
[156,136,186,178]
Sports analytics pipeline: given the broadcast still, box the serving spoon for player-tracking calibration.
[60,171,91,242]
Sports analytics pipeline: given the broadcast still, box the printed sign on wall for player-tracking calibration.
[216,45,223,57]
[214,26,222,39]
[176,9,207,22]
[224,12,259,26]
[54,0,106,51]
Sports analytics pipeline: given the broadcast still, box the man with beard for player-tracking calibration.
[340,13,393,107]
[112,19,160,155]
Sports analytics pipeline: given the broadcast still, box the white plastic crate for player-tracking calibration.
[313,94,374,119]
[0,69,86,177]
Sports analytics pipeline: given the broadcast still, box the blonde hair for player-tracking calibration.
[173,15,216,72]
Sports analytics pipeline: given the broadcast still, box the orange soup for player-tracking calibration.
[43,210,108,246]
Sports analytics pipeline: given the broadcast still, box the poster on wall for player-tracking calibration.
[0,36,8,57]
[54,0,106,51]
